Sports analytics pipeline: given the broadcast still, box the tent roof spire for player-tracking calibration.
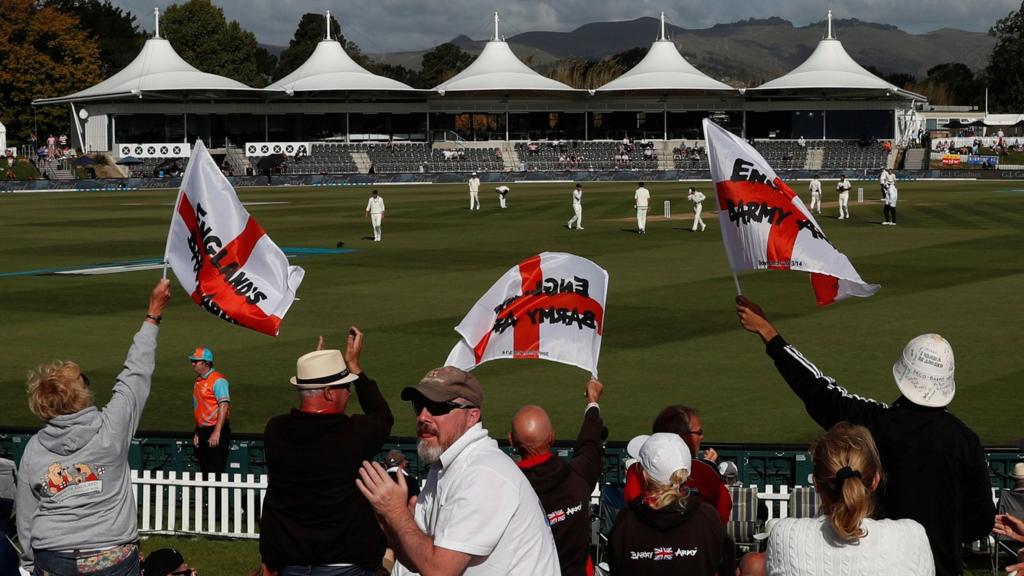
[494,11,500,41]
[326,10,331,40]
[154,7,160,39]
[827,9,833,39]
[660,12,666,41]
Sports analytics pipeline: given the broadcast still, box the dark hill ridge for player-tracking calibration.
[369,16,993,86]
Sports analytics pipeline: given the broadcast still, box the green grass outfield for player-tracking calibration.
[1,180,1021,446]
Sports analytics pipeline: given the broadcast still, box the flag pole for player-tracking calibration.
[161,260,168,279]
[731,270,742,296]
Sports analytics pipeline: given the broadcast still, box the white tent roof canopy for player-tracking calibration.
[266,11,417,94]
[34,8,260,105]
[433,12,577,94]
[750,10,922,100]
[595,14,735,93]
[983,114,1024,126]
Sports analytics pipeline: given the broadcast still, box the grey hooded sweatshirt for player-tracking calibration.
[16,322,158,565]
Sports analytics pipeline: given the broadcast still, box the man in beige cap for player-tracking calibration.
[735,296,994,576]
[356,366,560,575]
[260,327,394,576]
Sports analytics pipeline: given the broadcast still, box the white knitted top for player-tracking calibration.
[767,516,934,576]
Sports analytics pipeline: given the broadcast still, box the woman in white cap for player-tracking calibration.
[607,433,732,575]
[766,422,933,576]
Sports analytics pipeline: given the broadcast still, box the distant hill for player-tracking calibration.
[368,16,994,87]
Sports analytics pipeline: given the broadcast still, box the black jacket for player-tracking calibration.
[259,373,394,569]
[518,405,603,576]
[766,335,995,576]
[608,499,732,576]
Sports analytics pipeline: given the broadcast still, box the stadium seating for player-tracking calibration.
[787,485,820,518]
[726,485,763,551]
[514,141,658,171]
[821,140,889,170]
[750,140,808,170]
[672,145,709,170]
[426,147,504,173]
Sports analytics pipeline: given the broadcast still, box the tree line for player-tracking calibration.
[2,0,1023,145]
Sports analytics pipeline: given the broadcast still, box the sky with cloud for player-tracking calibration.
[112,0,1020,54]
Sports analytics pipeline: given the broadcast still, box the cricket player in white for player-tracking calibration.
[688,187,707,232]
[495,185,509,209]
[808,175,822,214]
[468,172,481,210]
[883,177,898,226]
[567,183,584,230]
[365,189,385,241]
[634,182,650,234]
[836,175,852,219]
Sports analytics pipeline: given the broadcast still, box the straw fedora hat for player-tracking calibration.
[290,349,359,389]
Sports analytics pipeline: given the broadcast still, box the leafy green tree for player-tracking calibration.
[915,63,982,106]
[161,0,276,87]
[419,43,474,88]
[43,0,147,77]
[0,0,101,144]
[273,12,368,81]
[368,62,420,87]
[985,2,1024,111]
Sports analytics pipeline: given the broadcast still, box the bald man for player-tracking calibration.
[510,378,605,576]
[737,551,766,576]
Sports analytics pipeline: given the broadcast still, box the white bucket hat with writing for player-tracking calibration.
[892,333,955,408]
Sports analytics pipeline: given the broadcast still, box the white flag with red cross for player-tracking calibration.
[702,119,879,305]
[445,252,608,376]
[164,140,304,336]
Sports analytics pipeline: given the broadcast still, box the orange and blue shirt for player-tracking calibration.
[193,369,230,427]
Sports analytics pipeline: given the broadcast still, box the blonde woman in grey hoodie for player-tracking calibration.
[16,279,170,576]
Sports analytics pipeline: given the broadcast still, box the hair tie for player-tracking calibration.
[835,466,862,488]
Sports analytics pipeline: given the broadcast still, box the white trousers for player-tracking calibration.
[470,191,480,210]
[692,204,706,231]
[636,207,648,232]
[568,203,583,229]
[370,213,382,241]
[498,194,507,208]
[838,192,850,219]
[810,193,821,213]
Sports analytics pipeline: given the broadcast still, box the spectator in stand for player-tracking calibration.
[356,366,560,575]
[509,377,605,576]
[45,134,56,160]
[623,405,732,525]
[766,423,934,576]
[736,296,995,576]
[609,433,733,575]
[384,450,419,500]
[58,134,67,148]
[797,135,806,148]
[259,327,394,575]
[16,279,171,575]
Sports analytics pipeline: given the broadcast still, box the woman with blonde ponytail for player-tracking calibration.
[767,423,934,575]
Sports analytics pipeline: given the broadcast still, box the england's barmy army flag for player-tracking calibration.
[164,140,304,336]
[445,252,608,377]
[702,119,880,305]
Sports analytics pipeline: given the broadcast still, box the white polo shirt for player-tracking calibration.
[393,423,560,576]
[366,196,385,215]
[634,187,650,209]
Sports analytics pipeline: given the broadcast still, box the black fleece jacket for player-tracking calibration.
[608,499,733,576]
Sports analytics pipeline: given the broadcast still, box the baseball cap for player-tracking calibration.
[471,172,477,176]
[401,366,483,408]
[892,333,955,407]
[141,548,185,576]
[188,347,213,363]
[1012,462,1024,481]
[719,460,739,478]
[626,433,692,485]
[385,449,406,468]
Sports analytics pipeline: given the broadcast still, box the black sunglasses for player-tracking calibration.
[412,398,475,416]
[80,373,90,387]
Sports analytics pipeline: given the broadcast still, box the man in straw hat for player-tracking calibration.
[259,327,394,575]
[356,366,560,575]
[735,296,994,576]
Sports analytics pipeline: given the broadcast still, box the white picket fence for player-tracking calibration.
[131,472,1002,540]
[131,471,266,539]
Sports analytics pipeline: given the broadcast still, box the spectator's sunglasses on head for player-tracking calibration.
[412,398,476,416]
